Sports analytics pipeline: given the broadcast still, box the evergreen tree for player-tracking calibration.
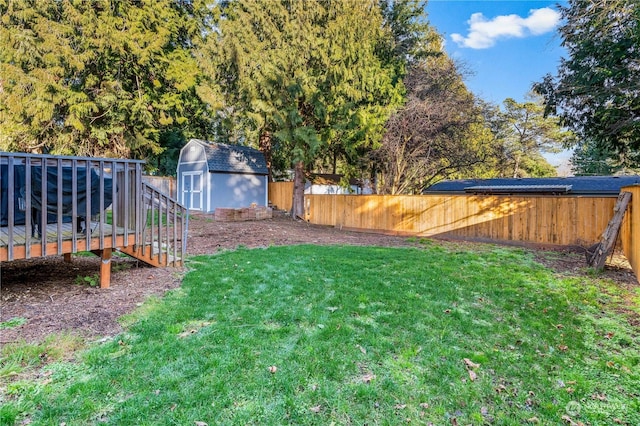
[214,0,404,217]
[570,139,638,176]
[498,95,573,178]
[535,0,640,167]
[0,0,215,162]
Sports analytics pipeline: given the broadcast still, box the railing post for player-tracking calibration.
[7,155,15,261]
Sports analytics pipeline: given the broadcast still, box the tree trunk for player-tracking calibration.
[258,130,273,182]
[292,160,306,220]
[513,154,521,178]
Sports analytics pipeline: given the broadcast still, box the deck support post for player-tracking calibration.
[64,253,72,263]
[98,248,112,289]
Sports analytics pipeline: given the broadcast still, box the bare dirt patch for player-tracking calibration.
[1,213,637,344]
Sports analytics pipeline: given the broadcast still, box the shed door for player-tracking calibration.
[181,172,203,211]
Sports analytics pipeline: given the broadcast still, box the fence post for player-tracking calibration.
[620,186,640,281]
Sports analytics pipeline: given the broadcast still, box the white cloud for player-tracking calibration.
[451,7,561,49]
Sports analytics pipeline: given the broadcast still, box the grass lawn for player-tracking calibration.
[1,244,639,425]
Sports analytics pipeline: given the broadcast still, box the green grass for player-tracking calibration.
[1,244,639,425]
[0,318,27,330]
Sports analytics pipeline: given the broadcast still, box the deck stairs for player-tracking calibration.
[118,182,187,268]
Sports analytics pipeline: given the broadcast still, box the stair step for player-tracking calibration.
[118,244,183,267]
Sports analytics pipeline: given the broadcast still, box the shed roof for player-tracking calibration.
[425,176,640,196]
[190,139,268,175]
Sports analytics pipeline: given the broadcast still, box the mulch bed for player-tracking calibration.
[1,214,637,344]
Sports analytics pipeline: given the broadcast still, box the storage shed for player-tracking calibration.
[177,139,268,212]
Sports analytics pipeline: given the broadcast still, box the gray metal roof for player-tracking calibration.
[191,139,268,175]
[426,176,640,196]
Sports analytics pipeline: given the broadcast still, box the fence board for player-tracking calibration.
[268,182,294,212]
[620,186,640,281]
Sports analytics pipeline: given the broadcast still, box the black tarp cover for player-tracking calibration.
[0,165,113,227]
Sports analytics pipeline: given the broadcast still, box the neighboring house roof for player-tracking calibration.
[307,173,360,187]
[425,176,640,196]
[190,139,268,175]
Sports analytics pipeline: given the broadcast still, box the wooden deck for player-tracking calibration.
[0,221,135,261]
[1,152,188,288]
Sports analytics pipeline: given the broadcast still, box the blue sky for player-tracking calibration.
[426,0,567,105]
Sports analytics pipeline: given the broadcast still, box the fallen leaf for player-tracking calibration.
[444,309,451,314]
[419,402,429,409]
[362,373,376,383]
[463,358,480,369]
[309,405,322,413]
[556,324,564,329]
[591,393,607,401]
[561,415,584,426]
[526,417,540,424]
[605,332,615,339]
[394,404,407,410]
[268,366,278,374]
[356,344,367,354]
[558,345,569,351]
[194,422,208,426]
[170,404,177,411]
[450,418,458,426]
[566,387,575,394]
[468,370,478,381]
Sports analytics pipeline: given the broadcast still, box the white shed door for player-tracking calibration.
[182,172,203,211]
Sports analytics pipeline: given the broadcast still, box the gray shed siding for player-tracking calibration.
[177,139,268,213]
[209,172,268,211]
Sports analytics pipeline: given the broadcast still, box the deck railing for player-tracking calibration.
[0,152,186,267]
[137,182,188,267]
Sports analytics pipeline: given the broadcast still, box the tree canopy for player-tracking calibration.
[487,95,573,178]
[371,54,490,194]
[213,0,434,215]
[0,0,578,202]
[535,0,640,169]
[0,0,214,163]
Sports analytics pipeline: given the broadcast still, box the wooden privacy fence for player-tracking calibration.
[299,188,640,281]
[143,176,177,199]
[305,194,619,246]
[269,181,294,212]
[620,186,640,281]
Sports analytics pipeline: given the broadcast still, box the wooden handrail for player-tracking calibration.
[133,181,188,267]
